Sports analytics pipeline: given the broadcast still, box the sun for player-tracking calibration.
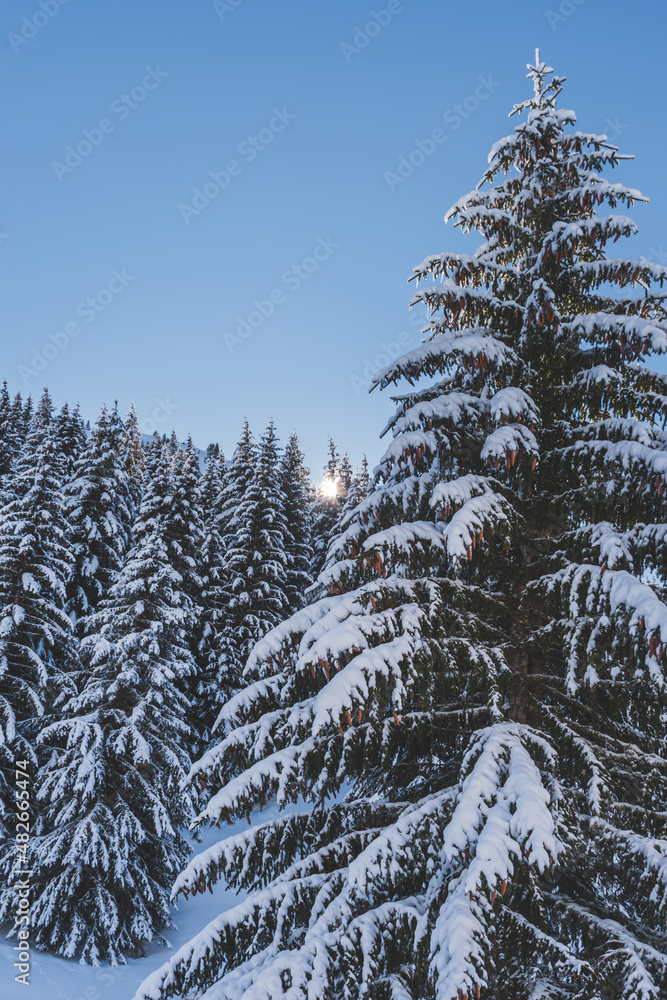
[320,476,339,499]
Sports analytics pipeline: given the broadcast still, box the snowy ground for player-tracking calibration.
[1,800,299,1000]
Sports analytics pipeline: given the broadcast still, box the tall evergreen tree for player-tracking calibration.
[338,451,354,495]
[0,381,19,483]
[309,436,345,580]
[138,55,667,1000]
[26,456,199,964]
[331,455,372,550]
[27,387,53,439]
[143,431,167,481]
[217,420,255,547]
[279,430,314,614]
[9,389,24,426]
[167,437,205,605]
[122,403,145,517]
[216,420,289,679]
[193,445,234,739]
[64,404,133,628]
[347,455,371,510]
[21,394,33,436]
[54,401,87,481]
[0,411,77,848]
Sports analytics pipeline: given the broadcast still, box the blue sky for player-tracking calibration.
[1,0,665,478]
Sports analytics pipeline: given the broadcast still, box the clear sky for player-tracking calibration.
[1,0,665,478]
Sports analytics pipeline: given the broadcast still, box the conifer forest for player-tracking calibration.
[2,18,667,1000]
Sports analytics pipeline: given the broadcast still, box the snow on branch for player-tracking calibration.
[488,387,540,427]
[591,817,667,918]
[547,896,664,1000]
[347,788,457,900]
[388,392,484,439]
[481,424,539,472]
[410,251,514,287]
[566,312,667,357]
[545,563,667,687]
[422,725,561,1000]
[576,256,667,291]
[194,741,317,828]
[310,629,425,735]
[371,331,518,392]
[133,873,337,1000]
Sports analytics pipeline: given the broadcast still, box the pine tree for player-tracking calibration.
[216,420,289,678]
[193,445,234,738]
[137,55,667,1000]
[64,404,133,628]
[143,431,167,480]
[167,437,205,605]
[347,455,371,511]
[26,457,199,964]
[26,387,53,439]
[331,455,372,550]
[338,451,354,495]
[309,436,345,580]
[122,403,145,516]
[279,430,314,614]
[217,420,255,547]
[0,402,77,847]
[0,381,19,483]
[21,394,33,436]
[54,401,87,481]
[9,390,25,434]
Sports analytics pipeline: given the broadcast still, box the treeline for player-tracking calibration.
[0,381,368,962]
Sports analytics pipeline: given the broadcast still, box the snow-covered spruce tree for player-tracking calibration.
[334,455,372,543]
[144,431,178,483]
[136,55,667,1000]
[309,436,346,580]
[215,421,290,682]
[339,451,354,495]
[54,401,87,481]
[143,431,164,481]
[64,403,134,628]
[122,402,146,517]
[0,381,21,483]
[20,394,33,434]
[194,445,236,739]
[167,437,205,606]
[217,420,256,547]
[0,396,77,851]
[0,391,30,480]
[279,430,314,615]
[27,447,199,964]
